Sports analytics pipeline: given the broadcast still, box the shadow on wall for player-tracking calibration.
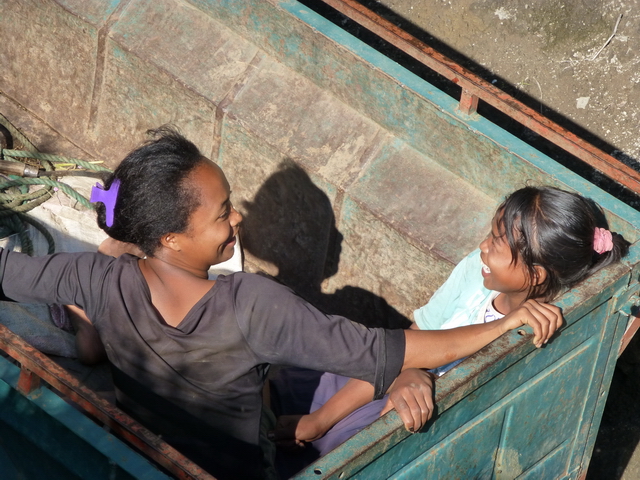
[240,160,410,330]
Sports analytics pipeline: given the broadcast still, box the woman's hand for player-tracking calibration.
[381,368,435,433]
[500,299,563,348]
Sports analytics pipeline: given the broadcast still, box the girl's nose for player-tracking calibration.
[479,234,490,252]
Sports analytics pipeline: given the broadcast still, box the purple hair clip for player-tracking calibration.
[90,179,120,227]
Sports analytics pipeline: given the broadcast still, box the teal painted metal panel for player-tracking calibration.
[292,271,638,479]
[0,357,172,480]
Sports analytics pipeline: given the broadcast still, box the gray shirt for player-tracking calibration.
[0,249,405,476]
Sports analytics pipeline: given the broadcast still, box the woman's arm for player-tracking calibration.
[403,299,562,369]
[272,369,434,445]
[274,300,561,445]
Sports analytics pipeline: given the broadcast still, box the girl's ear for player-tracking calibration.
[160,233,181,252]
[533,264,548,286]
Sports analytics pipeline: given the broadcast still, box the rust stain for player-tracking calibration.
[0,323,213,480]
[620,315,640,355]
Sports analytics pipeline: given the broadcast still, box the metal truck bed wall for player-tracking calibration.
[0,322,212,480]
[0,351,170,479]
[1,1,640,479]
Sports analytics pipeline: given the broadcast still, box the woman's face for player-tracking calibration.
[173,160,242,270]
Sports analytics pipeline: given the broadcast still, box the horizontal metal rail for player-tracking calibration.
[0,323,214,480]
[320,0,640,193]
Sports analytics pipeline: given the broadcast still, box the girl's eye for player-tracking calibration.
[219,208,231,220]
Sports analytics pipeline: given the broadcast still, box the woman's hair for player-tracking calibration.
[497,186,630,301]
[95,126,205,255]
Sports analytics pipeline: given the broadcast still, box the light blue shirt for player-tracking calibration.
[414,249,495,330]
[414,249,500,376]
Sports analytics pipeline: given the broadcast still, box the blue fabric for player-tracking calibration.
[414,249,493,330]
[0,302,76,357]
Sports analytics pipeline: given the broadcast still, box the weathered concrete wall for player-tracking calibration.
[2,0,630,321]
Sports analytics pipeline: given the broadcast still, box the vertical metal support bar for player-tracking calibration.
[620,315,640,356]
[459,90,478,115]
[17,366,40,395]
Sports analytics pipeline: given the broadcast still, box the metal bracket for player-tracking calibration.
[614,285,640,355]
[617,292,640,317]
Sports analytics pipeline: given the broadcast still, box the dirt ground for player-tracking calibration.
[313,0,640,478]
[362,0,640,167]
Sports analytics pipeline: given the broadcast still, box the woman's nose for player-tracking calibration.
[230,207,243,226]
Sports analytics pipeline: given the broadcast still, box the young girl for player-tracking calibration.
[272,185,629,461]
[0,127,561,479]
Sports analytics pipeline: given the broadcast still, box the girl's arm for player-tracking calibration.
[403,299,562,369]
[273,369,434,445]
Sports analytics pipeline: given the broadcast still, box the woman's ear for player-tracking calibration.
[533,264,548,286]
[160,233,181,252]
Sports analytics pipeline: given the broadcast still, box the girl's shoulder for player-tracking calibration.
[413,249,489,330]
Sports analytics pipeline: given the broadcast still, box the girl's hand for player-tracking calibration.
[500,299,563,348]
[98,237,145,258]
[381,368,435,433]
[269,413,330,450]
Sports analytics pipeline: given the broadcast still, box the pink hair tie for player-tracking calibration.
[593,227,613,254]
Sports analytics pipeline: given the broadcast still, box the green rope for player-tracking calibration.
[0,113,37,151]
[0,177,93,209]
[0,215,32,255]
[3,149,111,172]
[0,182,52,204]
[0,190,52,215]
[21,213,55,255]
[0,114,113,255]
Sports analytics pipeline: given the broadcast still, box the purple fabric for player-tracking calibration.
[48,304,73,332]
[311,372,387,456]
[271,368,387,457]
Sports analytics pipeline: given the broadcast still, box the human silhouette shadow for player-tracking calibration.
[240,159,411,330]
[241,160,411,477]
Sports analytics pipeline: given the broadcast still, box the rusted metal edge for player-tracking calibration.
[319,0,640,194]
[0,323,214,480]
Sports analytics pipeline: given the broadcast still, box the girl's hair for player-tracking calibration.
[96,126,205,255]
[498,186,630,301]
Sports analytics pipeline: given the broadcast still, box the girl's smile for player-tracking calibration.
[479,215,531,313]
[480,259,491,276]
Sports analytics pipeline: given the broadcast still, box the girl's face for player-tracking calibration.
[478,215,531,300]
[173,160,242,270]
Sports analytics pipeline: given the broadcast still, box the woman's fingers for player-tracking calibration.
[382,369,435,433]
